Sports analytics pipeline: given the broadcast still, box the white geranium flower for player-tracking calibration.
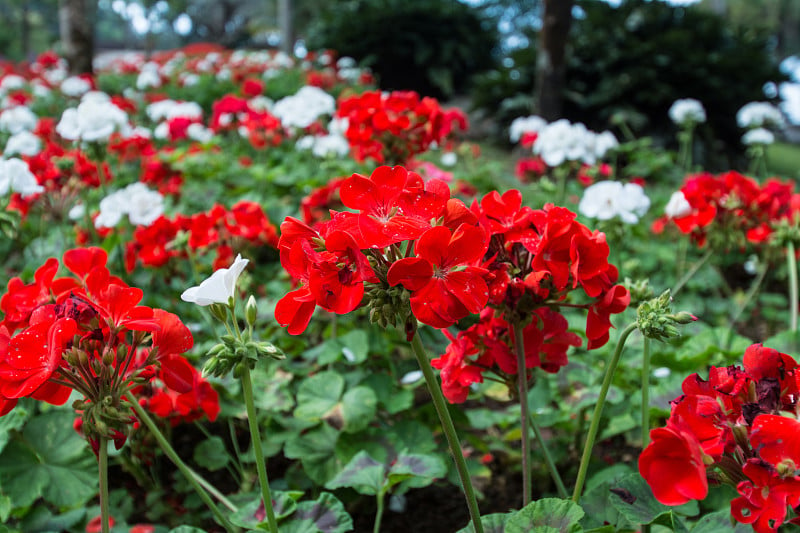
[578,181,650,224]
[0,74,26,92]
[272,86,336,129]
[181,254,250,306]
[509,115,546,143]
[68,203,86,220]
[187,123,214,143]
[742,127,775,145]
[737,102,784,129]
[400,370,423,384]
[4,130,42,157]
[136,63,161,90]
[60,75,92,97]
[56,98,130,142]
[95,182,164,228]
[593,130,619,159]
[0,106,38,134]
[668,98,706,125]
[664,191,692,218]
[534,119,593,167]
[441,152,457,167]
[0,158,43,198]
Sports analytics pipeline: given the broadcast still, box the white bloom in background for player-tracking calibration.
[664,191,692,218]
[5,130,42,157]
[136,63,161,90]
[187,123,214,143]
[0,74,26,93]
[180,73,200,87]
[312,135,350,158]
[272,86,336,129]
[95,182,164,228]
[668,98,706,125]
[181,254,249,306]
[653,367,671,379]
[60,75,92,97]
[81,90,111,104]
[742,127,775,145]
[533,119,593,166]
[337,56,357,69]
[400,370,423,385]
[248,96,274,112]
[146,100,203,122]
[31,81,51,99]
[68,203,86,220]
[736,102,784,129]
[216,68,232,81]
[0,106,38,134]
[0,158,43,198]
[57,98,130,142]
[509,115,547,143]
[153,122,169,140]
[441,152,458,167]
[296,136,315,150]
[593,130,619,159]
[578,181,650,224]
[43,67,67,86]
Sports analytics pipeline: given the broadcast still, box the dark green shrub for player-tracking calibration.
[472,0,788,162]
[306,0,498,99]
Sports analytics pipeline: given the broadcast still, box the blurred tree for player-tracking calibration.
[0,0,59,62]
[533,0,573,120]
[59,0,95,73]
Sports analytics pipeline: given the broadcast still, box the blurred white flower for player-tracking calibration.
[0,106,38,134]
[578,181,650,224]
[0,74,26,93]
[652,367,671,379]
[136,62,161,90]
[741,127,775,145]
[146,100,203,122]
[400,370,423,384]
[533,119,595,166]
[668,98,706,125]
[187,123,214,143]
[440,152,458,167]
[272,86,336,129]
[181,254,249,306]
[57,97,130,142]
[68,203,86,220]
[0,158,43,198]
[509,115,546,143]
[60,75,92,97]
[664,191,692,218]
[592,130,619,159]
[736,102,784,129]
[4,130,42,157]
[95,182,164,228]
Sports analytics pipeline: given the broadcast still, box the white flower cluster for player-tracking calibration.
[741,127,775,146]
[95,182,164,229]
[60,75,92,97]
[578,181,650,224]
[532,119,618,167]
[295,117,350,158]
[664,191,692,218]
[272,86,336,129]
[57,92,130,142]
[5,131,42,157]
[136,62,162,90]
[0,105,38,135]
[146,100,204,122]
[509,115,547,143]
[668,98,706,126]
[736,102,784,129]
[0,158,43,198]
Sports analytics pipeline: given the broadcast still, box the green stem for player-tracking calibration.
[373,491,385,533]
[572,323,637,503]
[241,367,279,533]
[671,248,713,297]
[788,242,798,332]
[725,261,769,350]
[410,332,484,533]
[641,337,651,449]
[99,437,110,533]
[186,465,239,512]
[510,321,531,506]
[527,410,568,499]
[127,397,237,533]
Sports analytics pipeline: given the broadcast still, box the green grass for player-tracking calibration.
[767,141,800,178]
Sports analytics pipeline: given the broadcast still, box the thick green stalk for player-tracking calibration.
[99,436,110,533]
[641,337,651,449]
[127,397,237,533]
[241,367,279,533]
[410,332,484,533]
[527,410,568,499]
[788,242,798,332]
[510,321,531,506]
[572,323,637,503]
[373,491,385,533]
[671,248,713,297]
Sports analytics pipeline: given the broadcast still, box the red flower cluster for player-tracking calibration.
[653,171,799,249]
[640,343,800,532]
[276,166,629,402]
[0,247,199,450]
[336,90,467,164]
[125,200,279,272]
[209,94,284,149]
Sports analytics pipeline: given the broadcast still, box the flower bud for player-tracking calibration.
[245,295,258,327]
[209,303,229,323]
[102,349,115,366]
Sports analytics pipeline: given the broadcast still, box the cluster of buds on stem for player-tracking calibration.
[636,289,696,342]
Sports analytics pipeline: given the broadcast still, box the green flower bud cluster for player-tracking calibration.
[636,289,696,342]
[365,284,415,334]
[203,334,284,378]
[623,277,654,308]
[771,217,800,248]
[0,211,20,239]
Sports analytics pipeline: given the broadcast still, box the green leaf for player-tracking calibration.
[231,492,300,529]
[20,506,85,532]
[284,424,341,485]
[0,494,10,522]
[280,492,354,533]
[0,407,28,455]
[302,329,369,365]
[456,513,510,533]
[294,371,345,421]
[251,367,295,413]
[388,451,447,489]
[608,473,689,532]
[325,450,385,495]
[0,411,96,509]
[690,508,750,532]
[361,374,413,414]
[506,498,585,533]
[168,527,208,533]
[599,413,637,441]
[761,330,800,355]
[193,436,230,472]
[340,386,377,433]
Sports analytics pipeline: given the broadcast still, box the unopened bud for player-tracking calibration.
[245,295,258,327]
[209,303,228,323]
[670,311,697,324]
[102,350,115,366]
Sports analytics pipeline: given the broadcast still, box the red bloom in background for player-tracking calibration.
[731,459,800,533]
[639,423,709,505]
[388,224,488,329]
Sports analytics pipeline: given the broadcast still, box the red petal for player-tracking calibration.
[161,354,195,394]
[751,414,800,467]
[387,258,433,291]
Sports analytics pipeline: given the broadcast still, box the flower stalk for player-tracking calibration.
[527,410,568,499]
[510,320,531,506]
[572,322,637,503]
[788,242,798,332]
[410,332,484,533]
[98,436,110,533]
[641,336,651,448]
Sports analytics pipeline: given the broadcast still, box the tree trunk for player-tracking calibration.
[279,0,294,55]
[59,0,94,74]
[533,0,573,121]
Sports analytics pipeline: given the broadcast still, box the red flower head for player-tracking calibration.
[639,423,709,506]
